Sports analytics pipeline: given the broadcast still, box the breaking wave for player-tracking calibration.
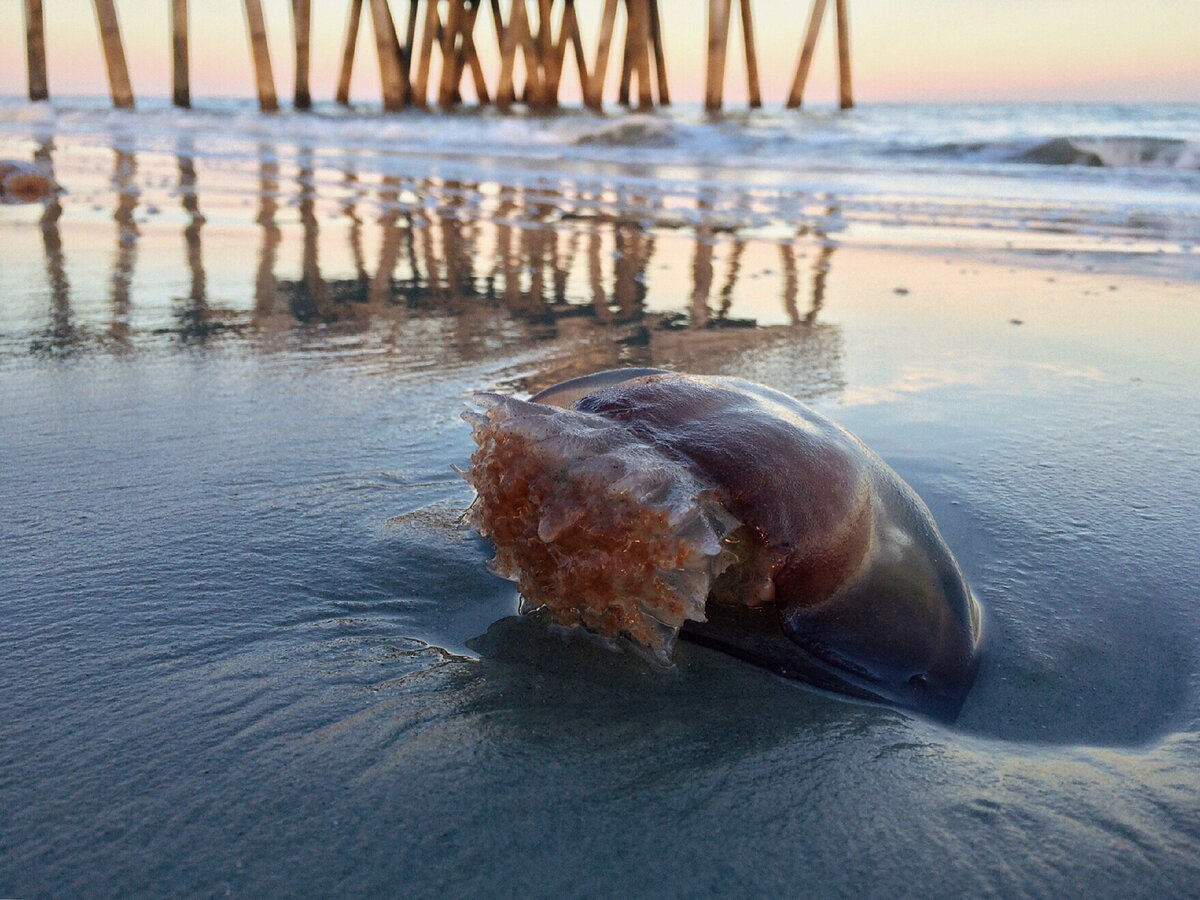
[912,135,1200,170]
[3,97,1199,252]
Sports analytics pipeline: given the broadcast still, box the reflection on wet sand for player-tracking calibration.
[110,148,137,349]
[25,141,846,394]
[176,138,210,340]
[255,144,282,324]
[32,138,73,354]
[37,193,72,354]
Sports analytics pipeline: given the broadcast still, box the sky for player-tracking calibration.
[1,0,1197,107]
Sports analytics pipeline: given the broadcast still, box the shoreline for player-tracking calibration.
[3,103,1200,897]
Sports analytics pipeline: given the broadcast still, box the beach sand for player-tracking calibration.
[2,117,1199,895]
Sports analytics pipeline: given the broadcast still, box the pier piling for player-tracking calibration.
[22,0,854,114]
[368,0,409,110]
[703,0,762,111]
[292,0,313,109]
[586,0,620,110]
[647,0,669,105]
[93,0,134,108]
[243,0,279,111]
[24,0,49,102]
[787,0,826,108]
[834,0,853,109]
[738,0,761,108]
[335,0,364,105]
[704,0,731,112]
[171,0,190,108]
[788,0,853,109]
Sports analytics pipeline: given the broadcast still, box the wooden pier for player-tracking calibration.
[20,0,853,113]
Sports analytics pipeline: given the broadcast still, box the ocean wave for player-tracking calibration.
[3,98,1200,251]
[3,98,1199,172]
[903,135,1200,170]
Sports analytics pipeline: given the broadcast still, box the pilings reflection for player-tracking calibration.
[23,141,846,392]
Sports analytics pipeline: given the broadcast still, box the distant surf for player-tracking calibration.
[904,134,1199,169]
[3,97,1198,254]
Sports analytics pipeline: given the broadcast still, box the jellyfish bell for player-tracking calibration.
[462,369,982,721]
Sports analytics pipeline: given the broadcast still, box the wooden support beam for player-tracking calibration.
[586,0,620,110]
[526,0,550,107]
[336,0,364,105]
[544,0,588,102]
[704,0,731,112]
[292,0,312,109]
[369,0,408,110]
[439,0,464,105]
[490,0,515,105]
[171,0,190,108]
[537,0,553,72]
[835,0,853,108]
[413,0,442,106]
[405,0,420,65]
[543,2,568,99]
[618,4,633,106]
[786,0,826,108]
[440,0,489,106]
[495,0,520,108]
[459,2,491,104]
[243,0,279,111]
[535,0,558,106]
[93,0,134,108]
[497,1,544,110]
[628,0,653,109]
[647,0,669,105]
[566,1,590,98]
[25,0,49,102]
[738,0,761,108]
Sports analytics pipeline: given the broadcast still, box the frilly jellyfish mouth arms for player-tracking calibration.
[460,369,983,720]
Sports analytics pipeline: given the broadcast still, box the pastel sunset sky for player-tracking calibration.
[2,0,1197,106]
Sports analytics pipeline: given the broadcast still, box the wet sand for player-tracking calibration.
[2,126,1200,896]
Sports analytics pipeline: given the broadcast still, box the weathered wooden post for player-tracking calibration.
[243,0,279,111]
[786,0,825,108]
[618,0,653,109]
[834,0,853,109]
[335,0,363,105]
[24,0,49,101]
[439,0,466,105]
[738,0,761,107]
[585,0,620,110]
[439,0,490,107]
[700,0,758,111]
[292,0,313,109]
[787,0,853,109]
[412,0,441,106]
[703,0,760,111]
[368,0,408,110]
[542,0,590,107]
[703,0,731,111]
[496,0,545,110]
[93,0,134,108]
[647,0,669,105]
[171,0,190,107]
[591,0,664,110]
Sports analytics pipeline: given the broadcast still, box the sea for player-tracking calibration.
[2,97,1199,896]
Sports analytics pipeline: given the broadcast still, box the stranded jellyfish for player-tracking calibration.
[462,369,982,720]
[0,161,58,203]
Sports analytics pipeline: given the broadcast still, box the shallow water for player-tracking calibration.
[2,103,1200,896]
